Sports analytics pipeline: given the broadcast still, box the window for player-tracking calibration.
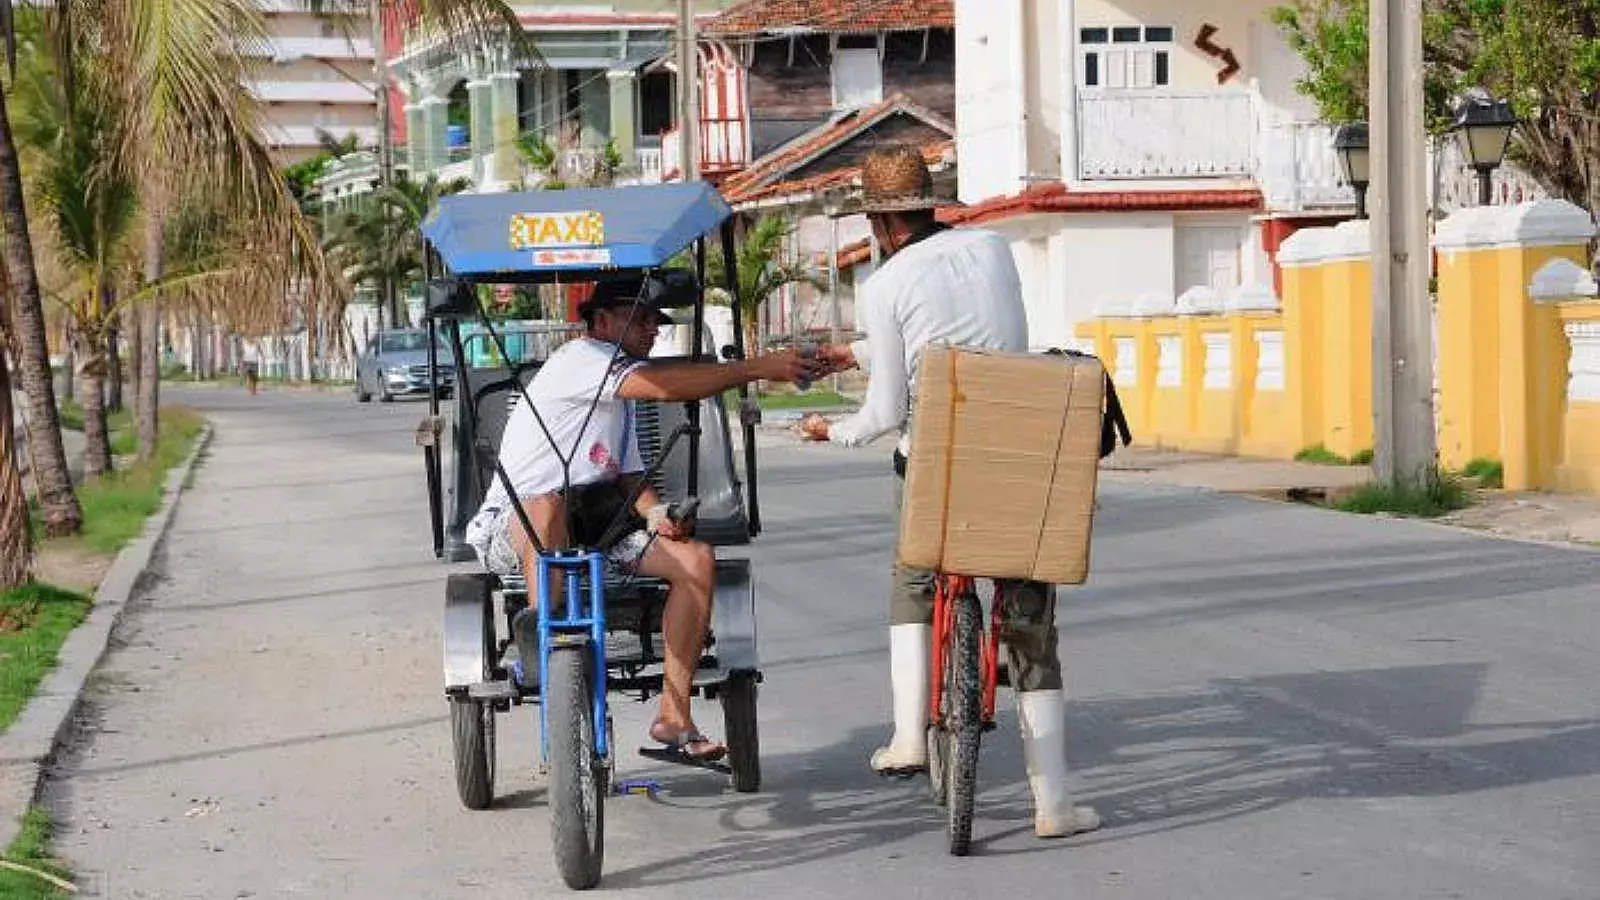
[832,47,882,109]
[1080,24,1174,89]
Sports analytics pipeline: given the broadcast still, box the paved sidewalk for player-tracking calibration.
[1102,446,1600,551]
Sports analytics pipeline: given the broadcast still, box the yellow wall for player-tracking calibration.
[1435,243,1503,471]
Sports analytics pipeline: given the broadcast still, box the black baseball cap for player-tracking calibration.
[578,275,678,326]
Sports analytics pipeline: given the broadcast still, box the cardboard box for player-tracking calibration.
[897,345,1105,583]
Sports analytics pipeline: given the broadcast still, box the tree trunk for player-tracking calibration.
[77,329,113,481]
[126,306,141,408]
[0,81,83,536]
[138,221,162,461]
[2,332,33,590]
[59,336,73,403]
[106,313,123,414]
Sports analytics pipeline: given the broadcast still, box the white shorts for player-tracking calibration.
[469,505,652,578]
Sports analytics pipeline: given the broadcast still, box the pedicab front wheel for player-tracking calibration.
[547,644,606,890]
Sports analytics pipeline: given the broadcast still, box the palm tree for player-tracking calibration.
[12,27,140,479]
[323,172,469,327]
[700,216,825,357]
[0,15,81,537]
[0,0,530,543]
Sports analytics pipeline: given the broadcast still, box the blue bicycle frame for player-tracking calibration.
[535,550,610,762]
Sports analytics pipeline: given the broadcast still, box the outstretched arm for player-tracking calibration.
[616,349,822,402]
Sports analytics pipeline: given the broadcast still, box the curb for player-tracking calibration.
[0,424,214,851]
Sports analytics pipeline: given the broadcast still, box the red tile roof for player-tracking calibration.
[705,0,953,35]
[728,140,953,207]
[938,182,1264,227]
[721,94,953,204]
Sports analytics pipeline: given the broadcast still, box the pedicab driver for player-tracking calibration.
[801,146,1103,839]
[466,274,822,763]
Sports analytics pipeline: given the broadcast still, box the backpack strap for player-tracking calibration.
[1046,347,1134,458]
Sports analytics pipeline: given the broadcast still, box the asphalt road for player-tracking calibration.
[42,384,1600,899]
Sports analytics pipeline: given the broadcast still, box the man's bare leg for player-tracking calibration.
[510,493,568,613]
[634,536,721,756]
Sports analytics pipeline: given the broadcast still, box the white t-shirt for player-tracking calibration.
[830,227,1030,454]
[477,337,646,515]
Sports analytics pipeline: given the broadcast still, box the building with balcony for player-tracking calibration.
[692,0,959,342]
[950,0,1546,351]
[382,1,735,193]
[247,0,384,164]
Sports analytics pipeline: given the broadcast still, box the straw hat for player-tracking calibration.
[854,145,958,214]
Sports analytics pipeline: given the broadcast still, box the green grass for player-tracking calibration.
[0,585,93,733]
[0,807,76,898]
[1295,444,1374,467]
[55,401,131,436]
[1334,468,1473,518]
[722,389,853,413]
[1461,457,1504,489]
[72,407,205,555]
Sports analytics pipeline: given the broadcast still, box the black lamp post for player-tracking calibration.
[1335,122,1371,220]
[1451,94,1517,206]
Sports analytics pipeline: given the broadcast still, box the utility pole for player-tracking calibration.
[372,1,398,327]
[676,0,699,181]
[1369,0,1436,486]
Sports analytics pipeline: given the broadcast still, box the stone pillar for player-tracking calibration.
[1433,199,1597,489]
[1276,221,1373,460]
[419,95,450,176]
[1558,309,1600,493]
[489,71,521,187]
[607,69,638,163]
[403,103,424,179]
[467,76,492,186]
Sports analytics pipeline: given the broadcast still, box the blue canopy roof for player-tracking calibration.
[419,181,732,279]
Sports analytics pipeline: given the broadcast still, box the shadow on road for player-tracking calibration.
[590,661,1600,888]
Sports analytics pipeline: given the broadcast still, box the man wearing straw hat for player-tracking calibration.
[801,145,1101,839]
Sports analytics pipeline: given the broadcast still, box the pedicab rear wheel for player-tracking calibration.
[450,697,495,810]
[721,671,761,793]
[548,644,605,889]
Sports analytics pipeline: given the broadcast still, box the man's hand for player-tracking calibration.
[799,412,831,442]
[815,343,857,375]
[645,503,691,541]
[751,348,826,384]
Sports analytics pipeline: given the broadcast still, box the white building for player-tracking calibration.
[951,0,1543,350]
[246,1,383,164]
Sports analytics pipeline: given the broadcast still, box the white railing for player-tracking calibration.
[435,157,476,185]
[636,148,663,184]
[1258,121,1354,210]
[1430,138,1547,214]
[1076,90,1255,180]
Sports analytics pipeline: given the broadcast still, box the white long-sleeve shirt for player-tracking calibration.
[830,226,1030,455]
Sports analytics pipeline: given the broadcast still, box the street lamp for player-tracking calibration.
[1451,93,1517,207]
[1334,122,1371,220]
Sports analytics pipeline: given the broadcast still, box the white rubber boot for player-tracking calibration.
[1018,689,1102,838]
[870,623,930,773]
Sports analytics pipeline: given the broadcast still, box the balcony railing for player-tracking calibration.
[1077,90,1255,180]
[1075,90,1549,215]
[661,115,750,181]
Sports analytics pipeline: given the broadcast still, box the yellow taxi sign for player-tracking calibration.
[509,211,605,250]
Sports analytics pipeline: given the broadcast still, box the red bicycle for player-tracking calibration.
[925,572,1004,856]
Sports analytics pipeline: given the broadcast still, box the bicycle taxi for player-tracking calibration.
[414,182,767,890]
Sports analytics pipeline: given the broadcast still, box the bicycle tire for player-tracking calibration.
[928,631,954,806]
[548,645,605,889]
[947,589,983,856]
